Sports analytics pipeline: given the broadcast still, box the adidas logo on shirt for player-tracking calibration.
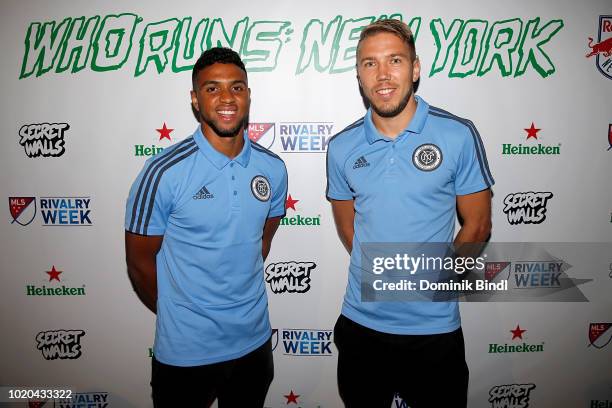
[193,185,214,200]
[352,156,371,169]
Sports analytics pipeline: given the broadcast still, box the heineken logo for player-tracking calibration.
[19,14,562,79]
[488,325,544,354]
[26,266,86,297]
[502,122,561,156]
[134,122,173,157]
[281,194,321,227]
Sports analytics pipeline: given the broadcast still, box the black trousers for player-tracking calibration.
[151,338,274,408]
[334,315,468,408]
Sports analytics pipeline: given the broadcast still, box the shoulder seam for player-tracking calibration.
[128,141,198,235]
[328,117,365,146]
[251,142,285,163]
[428,108,494,188]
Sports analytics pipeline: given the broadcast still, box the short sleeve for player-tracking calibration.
[268,163,288,218]
[125,159,173,236]
[326,142,353,200]
[455,121,495,196]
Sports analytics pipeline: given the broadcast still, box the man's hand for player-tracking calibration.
[125,231,163,314]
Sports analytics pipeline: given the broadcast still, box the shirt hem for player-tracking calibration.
[153,330,271,367]
[341,307,461,335]
[124,227,165,236]
[326,193,353,201]
[456,183,492,196]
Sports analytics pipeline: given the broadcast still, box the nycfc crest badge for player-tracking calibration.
[251,175,271,201]
[412,143,443,171]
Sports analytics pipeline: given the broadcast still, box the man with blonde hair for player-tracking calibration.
[327,19,494,407]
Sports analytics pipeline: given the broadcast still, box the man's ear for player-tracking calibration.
[190,90,199,112]
[412,57,421,83]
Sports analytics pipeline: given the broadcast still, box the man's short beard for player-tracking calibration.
[201,113,247,138]
[370,88,412,118]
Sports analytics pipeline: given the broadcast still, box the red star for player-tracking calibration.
[284,390,300,404]
[285,194,299,211]
[524,122,540,140]
[46,265,62,282]
[156,122,174,141]
[510,325,526,340]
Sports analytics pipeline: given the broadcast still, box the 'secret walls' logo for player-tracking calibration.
[19,123,69,158]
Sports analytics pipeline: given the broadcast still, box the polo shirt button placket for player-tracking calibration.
[386,142,399,178]
[229,162,240,210]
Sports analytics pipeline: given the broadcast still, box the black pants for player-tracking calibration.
[334,315,468,408]
[151,338,274,408]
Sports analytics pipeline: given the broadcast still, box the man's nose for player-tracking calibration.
[219,87,235,103]
[376,63,391,81]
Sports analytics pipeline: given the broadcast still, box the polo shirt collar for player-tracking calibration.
[193,126,252,169]
[364,95,429,144]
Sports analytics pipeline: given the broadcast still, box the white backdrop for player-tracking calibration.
[1,0,611,407]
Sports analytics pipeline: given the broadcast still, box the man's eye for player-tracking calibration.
[391,57,402,64]
[363,61,375,68]
[233,86,245,92]
[205,87,218,92]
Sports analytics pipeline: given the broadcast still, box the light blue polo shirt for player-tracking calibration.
[326,96,494,335]
[125,126,287,366]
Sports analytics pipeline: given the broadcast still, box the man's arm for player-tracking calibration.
[262,216,282,261]
[330,199,355,254]
[125,231,163,314]
[454,189,492,245]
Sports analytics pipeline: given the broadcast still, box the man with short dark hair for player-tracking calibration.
[326,19,494,407]
[125,47,287,407]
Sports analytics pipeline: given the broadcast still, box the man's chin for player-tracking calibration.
[203,118,245,138]
[372,104,403,118]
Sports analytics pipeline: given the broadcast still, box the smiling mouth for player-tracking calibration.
[217,108,237,121]
[376,88,395,95]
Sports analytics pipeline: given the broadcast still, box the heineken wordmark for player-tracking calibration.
[502,143,560,155]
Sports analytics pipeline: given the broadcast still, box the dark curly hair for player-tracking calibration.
[192,47,247,90]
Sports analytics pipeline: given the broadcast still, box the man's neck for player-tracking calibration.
[371,96,418,139]
[201,124,245,159]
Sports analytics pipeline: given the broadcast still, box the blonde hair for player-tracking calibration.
[357,18,416,60]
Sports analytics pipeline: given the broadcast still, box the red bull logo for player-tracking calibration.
[586,37,612,58]
[587,16,612,79]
